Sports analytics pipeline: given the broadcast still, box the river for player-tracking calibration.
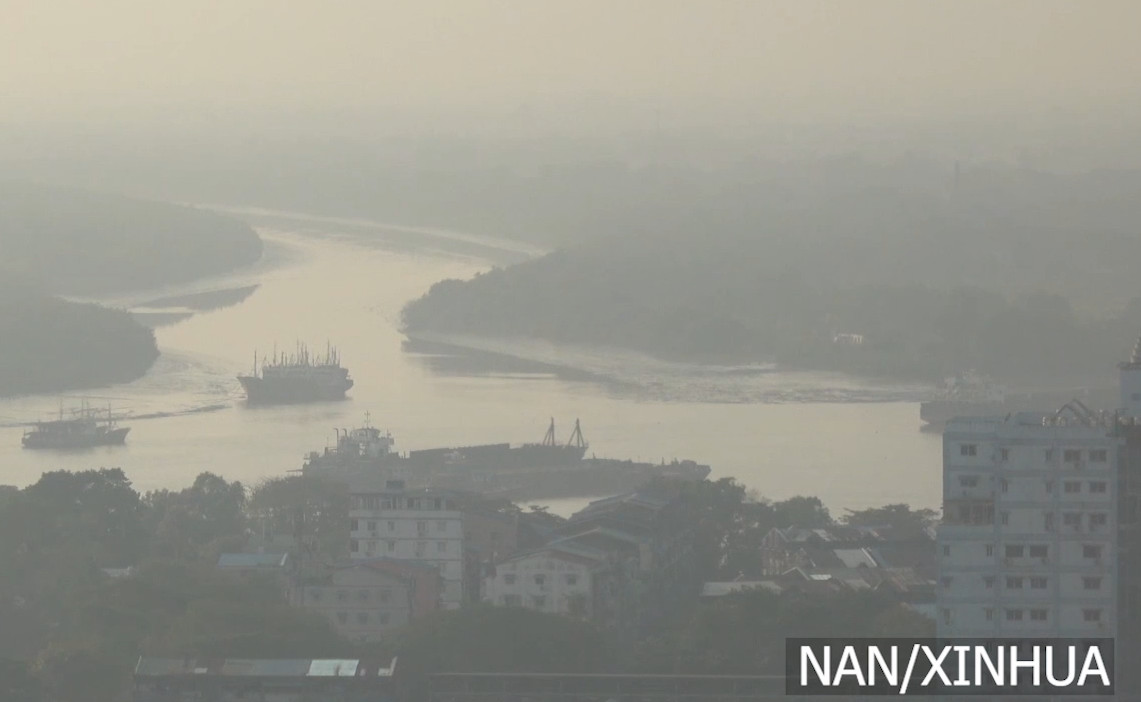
[0,209,944,516]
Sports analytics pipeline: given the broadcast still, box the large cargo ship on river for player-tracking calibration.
[22,404,130,450]
[299,417,710,500]
[238,343,353,405]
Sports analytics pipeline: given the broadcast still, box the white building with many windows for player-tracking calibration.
[937,408,1119,637]
[349,480,465,608]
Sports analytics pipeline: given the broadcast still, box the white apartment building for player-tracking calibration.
[937,410,1119,638]
[349,480,465,609]
[483,545,599,618]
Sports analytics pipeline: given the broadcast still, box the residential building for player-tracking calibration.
[1117,337,1141,695]
[349,480,464,608]
[936,409,1119,638]
[483,544,602,618]
[289,559,441,643]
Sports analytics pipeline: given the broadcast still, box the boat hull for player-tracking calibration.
[238,375,353,405]
[22,426,130,450]
[304,454,710,500]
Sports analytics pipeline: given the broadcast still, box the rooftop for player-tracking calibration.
[135,657,396,679]
[217,553,289,569]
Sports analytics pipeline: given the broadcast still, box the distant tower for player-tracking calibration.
[1119,332,1141,415]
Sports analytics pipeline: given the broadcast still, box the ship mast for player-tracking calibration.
[566,419,587,449]
[541,417,557,447]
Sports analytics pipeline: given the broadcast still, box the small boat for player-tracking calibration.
[22,403,130,450]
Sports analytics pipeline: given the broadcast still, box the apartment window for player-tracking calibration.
[1044,513,1054,531]
[941,576,953,589]
[437,541,447,553]
[1065,481,1081,494]
[1028,545,1048,559]
[1030,577,1047,590]
[1005,609,1023,622]
[1064,449,1081,463]
[337,590,348,602]
[532,595,546,608]
[959,476,979,488]
[534,574,546,587]
[504,594,522,606]
[1083,609,1102,623]
[984,576,995,589]
[999,478,1008,493]
[415,541,426,557]
[985,607,994,621]
[1045,449,1055,462]
[1090,481,1108,494]
[942,545,951,557]
[1064,512,1081,527]
[434,498,443,510]
[367,520,377,532]
[1045,480,1054,494]
[566,574,579,585]
[336,612,348,625]
[961,444,977,457]
[941,608,952,625]
[350,519,359,531]
[1083,577,1103,590]
[504,574,516,585]
[1090,513,1108,529]
[387,521,395,531]
[386,540,395,553]
[1083,544,1103,560]
[1030,609,1048,622]
[379,612,391,625]
[1090,449,1108,463]
[436,520,447,532]
[417,521,428,536]
[985,545,994,557]
[380,589,391,603]
[351,539,359,553]
[357,590,369,602]
[1000,448,1010,462]
[1006,545,1024,558]
[1006,577,1024,590]
[1001,512,1010,526]
[357,612,369,625]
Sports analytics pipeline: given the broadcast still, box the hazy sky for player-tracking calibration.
[3,0,1140,134]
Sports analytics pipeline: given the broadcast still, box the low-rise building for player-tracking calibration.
[290,559,440,643]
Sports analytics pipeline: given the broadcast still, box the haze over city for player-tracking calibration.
[2,2,1140,700]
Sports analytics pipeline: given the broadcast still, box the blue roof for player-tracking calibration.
[217,553,289,569]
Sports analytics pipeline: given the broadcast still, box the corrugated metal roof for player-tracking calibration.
[701,581,783,597]
[308,660,359,677]
[134,658,398,679]
[217,553,289,569]
[832,548,879,569]
[221,659,310,677]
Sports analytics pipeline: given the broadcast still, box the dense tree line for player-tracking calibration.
[0,471,934,701]
[403,254,1141,386]
[0,283,160,396]
[0,180,262,296]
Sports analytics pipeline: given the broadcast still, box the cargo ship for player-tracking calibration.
[299,418,711,500]
[22,404,130,450]
[238,343,353,405]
